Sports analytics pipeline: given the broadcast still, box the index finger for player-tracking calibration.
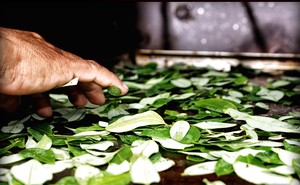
[71,59,128,95]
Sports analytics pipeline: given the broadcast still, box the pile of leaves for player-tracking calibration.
[0,62,300,185]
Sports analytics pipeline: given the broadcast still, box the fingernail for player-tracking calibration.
[122,82,128,90]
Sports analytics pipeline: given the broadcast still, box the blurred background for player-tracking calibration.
[1,2,300,68]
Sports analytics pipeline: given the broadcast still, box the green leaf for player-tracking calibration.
[186,155,207,163]
[256,87,284,102]
[153,137,193,150]
[255,151,283,165]
[171,78,192,88]
[225,108,300,133]
[182,161,217,176]
[236,154,264,168]
[88,172,131,185]
[139,93,170,106]
[55,176,79,185]
[284,140,300,154]
[130,155,160,184]
[11,159,53,185]
[140,127,170,139]
[0,138,25,155]
[110,146,133,164]
[34,134,52,149]
[149,152,162,163]
[62,108,86,122]
[195,98,237,113]
[27,128,44,141]
[30,121,53,136]
[203,71,228,77]
[180,126,201,144]
[292,158,300,178]
[233,75,248,85]
[270,80,290,88]
[193,121,236,130]
[152,98,172,108]
[171,92,196,100]
[215,158,234,176]
[0,133,27,142]
[107,86,122,96]
[272,148,300,166]
[73,124,104,133]
[170,121,190,142]
[67,143,88,157]
[19,148,56,164]
[203,178,226,185]
[50,93,70,103]
[1,116,30,133]
[118,134,146,145]
[106,111,166,133]
[233,161,296,185]
[133,62,157,74]
[107,104,130,119]
[191,77,210,88]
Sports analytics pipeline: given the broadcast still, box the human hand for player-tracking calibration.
[0,27,128,117]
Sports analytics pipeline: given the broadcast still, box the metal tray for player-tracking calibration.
[133,49,300,75]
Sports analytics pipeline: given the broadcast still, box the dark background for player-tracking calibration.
[0,1,139,69]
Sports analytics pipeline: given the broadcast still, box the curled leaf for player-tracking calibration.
[107,86,122,96]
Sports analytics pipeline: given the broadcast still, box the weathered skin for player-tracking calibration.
[0,27,128,117]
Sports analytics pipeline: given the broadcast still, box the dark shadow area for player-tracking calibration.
[0,1,139,69]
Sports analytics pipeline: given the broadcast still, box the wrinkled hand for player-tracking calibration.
[0,27,128,117]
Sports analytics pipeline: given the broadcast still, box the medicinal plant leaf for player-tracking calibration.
[106,160,131,175]
[180,151,217,161]
[19,148,56,164]
[89,173,131,185]
[182,161,217,176]
[80,141,114,151]
[107,85,122,96]
[43,160,74,174]
[180,126,201,144]
[225,108,300,133]
[203,178,226,185]
[256,87,284,102]
[1,116,30,134]
[130,155,160,184]
[110,145,133,164]
[152,156,175,172]
[75,165,101,185]
[10,159,53,185]
[72,152,116,166]
[272,148,300,166]
[269,165,295,175]
[170,120,190,142]
[215,158,234,176]
[171,78,192,88]
[106,111,166,133]
[152,137,193,150]
[131,140,159,157]
[55,176,79,185]
[140,127,170,139]
[233,161,297,185]
[195,98,237,113]
[193,121,236,130]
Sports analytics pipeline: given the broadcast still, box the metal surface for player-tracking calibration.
[135,49,300,74]
[136,2,300,54]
